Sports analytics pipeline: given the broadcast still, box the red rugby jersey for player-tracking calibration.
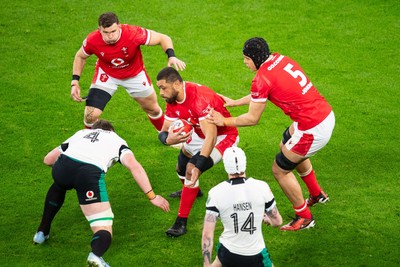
[165,82,238,139]
[82,24,149,79]
[251,53,332,130]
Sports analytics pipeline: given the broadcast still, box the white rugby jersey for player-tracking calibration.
[206,177,276,255]
[60,129,133,172]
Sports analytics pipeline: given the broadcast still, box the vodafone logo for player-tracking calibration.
[85,191,97,201]
[86,191,94,199]
[111,58,125,66]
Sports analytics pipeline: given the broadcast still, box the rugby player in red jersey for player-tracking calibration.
[207,37,335,231]
[156,67,239,237]
[70,12,185,131]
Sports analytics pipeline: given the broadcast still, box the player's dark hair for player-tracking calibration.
[98,12,119,28]
[243,37,270,70]
[92,120,115,132]
[156,67,183,83]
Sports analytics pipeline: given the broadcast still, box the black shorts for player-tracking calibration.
[52,155,109,205]
[217,243,273,267]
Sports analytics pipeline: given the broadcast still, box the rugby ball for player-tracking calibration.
[169,119,193,135]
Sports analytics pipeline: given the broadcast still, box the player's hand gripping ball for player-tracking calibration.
[169,119,193,135]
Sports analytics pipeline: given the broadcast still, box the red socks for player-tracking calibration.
[178,186,200,218]
[300,169,321,197]
[148,110,164,131]
[294,201,312,219]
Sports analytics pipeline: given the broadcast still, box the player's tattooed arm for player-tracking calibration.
[264,205,283,227]
[266,206,278,218]
[205,213,218,223]
[202,213,218,266]
[202,237,212,265]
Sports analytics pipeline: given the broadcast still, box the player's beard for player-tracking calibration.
[164,91,178,104]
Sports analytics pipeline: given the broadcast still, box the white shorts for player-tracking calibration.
[183,131,239,163]
[285,111,335,157]
[90,67,154,98]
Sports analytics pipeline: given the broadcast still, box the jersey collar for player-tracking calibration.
[228,177,246,185]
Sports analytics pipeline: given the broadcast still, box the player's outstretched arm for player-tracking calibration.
[122,153,170,212]
[207,101,266,127]
[147,30,186,71]
[149,195,170,212]
[167,56,186,71]
[217,93,251,107]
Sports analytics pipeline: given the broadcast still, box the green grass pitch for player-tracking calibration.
[1,0,399,266]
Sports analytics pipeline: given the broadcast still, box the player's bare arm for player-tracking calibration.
[235,101,266,126]
[121,153,170,212]
[198,119,217,158]
[71,48,90,102]
[187,120,217,187]
[207,101,266,127]
[217,93,251,107]
[43,147,61,166]
[202,213,218,267]
[264,205,283,227]
[147,30,186,71]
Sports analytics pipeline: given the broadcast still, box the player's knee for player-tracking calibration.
[85,208,114,228]
[274,152,298,172]
[185,162,195,178]
[147,106,163,118]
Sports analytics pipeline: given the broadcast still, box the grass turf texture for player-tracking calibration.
[1,0,399,266]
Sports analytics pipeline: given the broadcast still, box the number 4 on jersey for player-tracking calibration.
[84,132,100,143]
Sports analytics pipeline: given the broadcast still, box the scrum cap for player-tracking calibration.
[242,37,270,69]
[223,147,247,174]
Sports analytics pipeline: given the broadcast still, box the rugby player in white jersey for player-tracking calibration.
[32,120,169,267]
[202,147,282,267]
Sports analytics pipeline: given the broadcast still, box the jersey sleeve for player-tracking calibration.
[118,144,134,163]
[261,182,277,212]
[250,74,270,103]
[128,25,150,46]
[81,32,97,56]
[205,188,220,217]
[142,28,151,45]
